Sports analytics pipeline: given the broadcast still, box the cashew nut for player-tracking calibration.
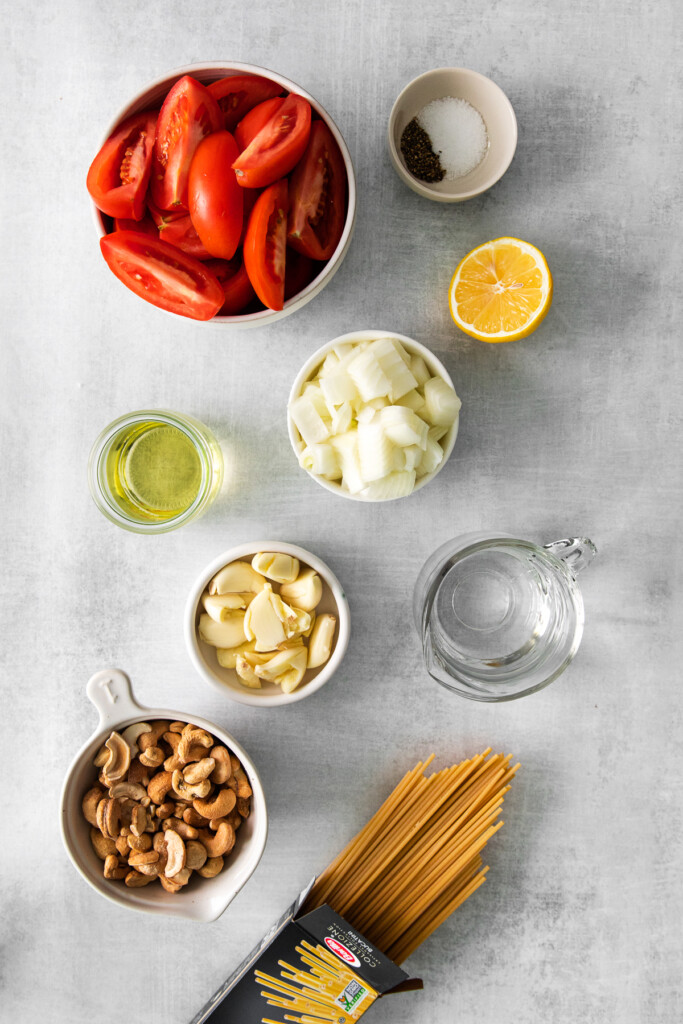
[233,768,253,800]
[159,874,182,893]
[108,781,147,802]
[128,849,159,868]
[307,614,336,669]
[90,828,117,860]
[103,855,128,880]
[162,731,181,752]
[177,728,212,764]
[183,758,216,784]
[127,759,150,786]
[183,806,208,827]
[102,732,131,782]
[136,862,160,878]
[96,797,121,839]
[171,769,211,802]
[168,721,186,734]
[209,746,232,785]
[193,788,236,821]
[139,745,165,768]
[93,744,109,768]
[155,801,175,820]
[251,552,300,584]
[162,818,198,842]
[129,804,148,838]
[198,822,235,859]
[82,787,104,827]
[138,721,170,751]
[237,796,251,818]
[127,833,152,853]
[121,722,152,756]
[125,870,155,887]
[198,856,224,878]
[147,770,173,805]
[209,561,266,595]
[185,841,208,871]
[164,830,186,878]
[115,835,130,857]
[279,568,323,612]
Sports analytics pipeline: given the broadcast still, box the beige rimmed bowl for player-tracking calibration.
[287,331,460,501]
[185,542,350,706]
[59,669,268,921]
[388,67,517,202]
[91,61,356,327]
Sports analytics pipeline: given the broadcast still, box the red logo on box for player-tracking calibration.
[324,937,361,968]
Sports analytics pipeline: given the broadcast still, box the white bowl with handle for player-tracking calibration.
[59,668,268,921]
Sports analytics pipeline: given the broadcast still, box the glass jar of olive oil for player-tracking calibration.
[88,410,224,533]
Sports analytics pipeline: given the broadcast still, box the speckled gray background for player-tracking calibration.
[2,0,682,1021]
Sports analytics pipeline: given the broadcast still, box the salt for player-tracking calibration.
[417,97,488,180]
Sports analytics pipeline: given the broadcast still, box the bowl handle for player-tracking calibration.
[86,669,145,730]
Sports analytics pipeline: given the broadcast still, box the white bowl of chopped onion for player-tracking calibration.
[287,331,461,501]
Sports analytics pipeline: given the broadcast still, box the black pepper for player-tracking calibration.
[400,118,444,183]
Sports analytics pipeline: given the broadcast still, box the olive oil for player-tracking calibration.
[105,420,203,522]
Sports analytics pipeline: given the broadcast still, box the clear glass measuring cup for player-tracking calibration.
[413,533,597,701]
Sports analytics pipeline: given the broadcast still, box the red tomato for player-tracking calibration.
[100,231,224,321]
[87,111,156,220]
[232,95,312,190]
[114,214,157,237]
[208,74,284,131]
[149,206,212,259]
[284,250,316,300]
[287,120,347,261]
[205,258,257,315]
[151,76,223,211]
[235,97,285,152]
[188,132,243,260]
[243,180,288,311]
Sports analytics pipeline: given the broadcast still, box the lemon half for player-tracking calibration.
[449,237,553,342]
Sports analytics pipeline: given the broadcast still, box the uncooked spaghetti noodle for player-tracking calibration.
[302,750,518,964]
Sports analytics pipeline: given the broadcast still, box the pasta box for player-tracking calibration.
[189,888,423,1023]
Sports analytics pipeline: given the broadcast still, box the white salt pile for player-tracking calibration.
[417,97,488,179]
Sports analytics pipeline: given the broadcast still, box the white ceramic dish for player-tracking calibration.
[60,669,267,921]
[91,61,357,327]
[186,542,350,707]
[287,330,460,501]
[388,67,517,202]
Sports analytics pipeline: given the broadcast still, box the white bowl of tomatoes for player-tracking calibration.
[88,62,356,325]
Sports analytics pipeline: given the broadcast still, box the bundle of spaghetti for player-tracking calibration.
[302,750,518,963]
[256,942,358,1024]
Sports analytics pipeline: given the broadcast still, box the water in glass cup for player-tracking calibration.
[414,534,597,701]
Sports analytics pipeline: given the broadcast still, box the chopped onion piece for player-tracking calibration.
[331,401,353,435]
[358,422,395,482]
[299,443,341,479]
[347,349,392,401]
[380,406,428,449]
[360,470,416,500]
[417,437,444,476]
[319,351,340,377]
[320,371,358,406]
[410,354,431,386]
[396,388,426,412]
[290,394,330,446]
[423,377,462,426]
[368,338,418,399]
[428,423,449,443]
[331,430,365,493]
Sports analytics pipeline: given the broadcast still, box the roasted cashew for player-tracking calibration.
[155,801,175,820]
[168,721,186,734]
[171,769,211,802]
[185,841,208,871]
[138,721,170,752]
[237,797,251,819]
[193,788,236,821]
[139,745,165,769]
[96,797,121,839]
[124,870,154,887]
[159,874,182,894]
[182,806,207,827]
[127,833,152,853]
[163,830,186,878]
[147,771,173,805]
[103,732,131,782]
[198,822,235,859]
[90,828,117,860]
[121,722,152,757]
[103,855,128,880]
[162,818,198,842]
[127,759,150,787]
[82,787,104,827]
[108,781,147,802]
[115,835,130,858]
[129,804,147,838]
[128,850,159,868]
[177,728,212,764]
[198,856,224,878]
[209,746,232,785]
[233,768,253,800]
[183,758,215,785]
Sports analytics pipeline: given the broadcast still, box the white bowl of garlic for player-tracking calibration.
[287,331,461,501]
[185,542,350,706]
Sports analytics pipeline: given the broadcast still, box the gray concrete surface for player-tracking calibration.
[1,0,682,1021]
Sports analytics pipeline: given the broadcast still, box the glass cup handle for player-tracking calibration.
[543,537,597,575]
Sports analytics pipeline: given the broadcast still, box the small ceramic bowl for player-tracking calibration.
[288,330,460,501]
[186,542,350,707]
[91,61,357,327]
[60,669,267,921]
[388,67,517,202]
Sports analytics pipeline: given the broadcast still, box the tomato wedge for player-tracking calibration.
[148,203,212,259]
[114,214,157,238]
[243,180,288,311]
[235,97,285,152]
[233,95,311,189]
[287,120,347,261]
[188,132,243,260]
[100,231,224,321]
[205,258,257,315]
[87,111,156,220]
[208,74,284,131]
[151,76,223,211]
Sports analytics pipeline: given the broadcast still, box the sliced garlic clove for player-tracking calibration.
[198,611,247,649]
[209,562,266,596]
[254,646,308,682]
[279,568,323,612]
[216,640,257,669]
[279,666,306,693]
[235,657,262,688]
[307,614,337,669]
[243,585,287,651]
[251,552,300,584]
[202,592,253,623]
